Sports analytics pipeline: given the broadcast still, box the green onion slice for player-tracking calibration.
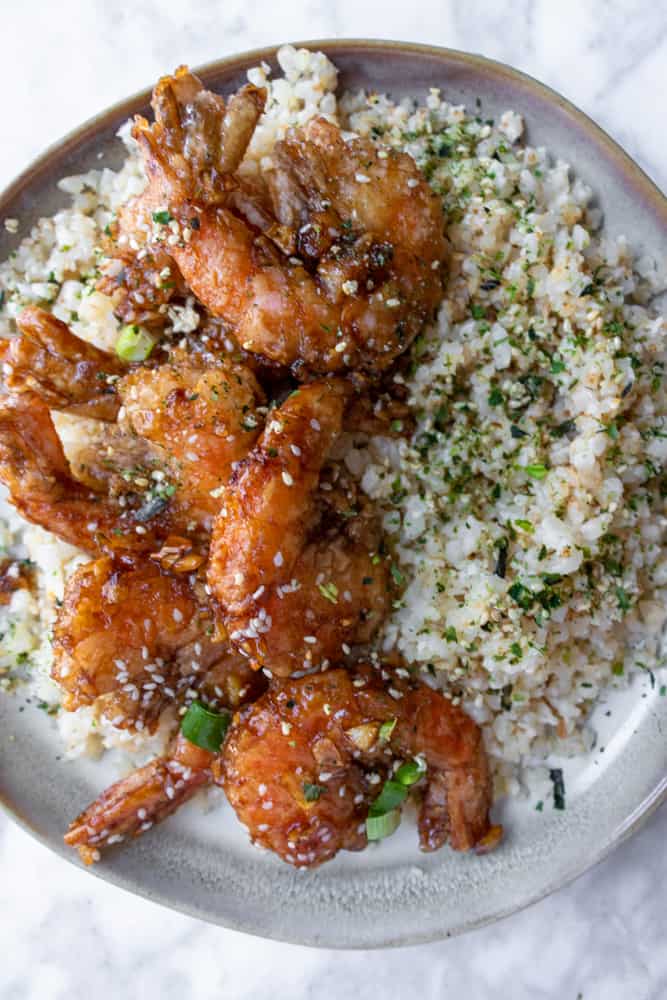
[303,782,327,802]
[395,758,427,787]
[378,718,397,743]
[180,700,231,752]
[366,808,401,841]
[115,324,155,362]
[369,779,408,816]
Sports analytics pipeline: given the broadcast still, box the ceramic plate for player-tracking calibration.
[1,41,666,948]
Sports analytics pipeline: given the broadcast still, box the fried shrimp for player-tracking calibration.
[65,732,215,864]
[115,68,445,375]
[0,306,123,420]
[0,394,171,553]
[207,380,389,676]
[117,351,265,527]
[63,664,499,868]
[219,666,501,867]
[52,553,263,730]
[99,68,267,327]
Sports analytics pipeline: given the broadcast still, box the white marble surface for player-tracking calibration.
[1,1,667,997]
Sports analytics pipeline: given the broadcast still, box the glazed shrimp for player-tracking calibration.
[65,731,215,864]
[117,68,445,375]
[52,553,264,730]
[207,380,389,675]
[0,306,123,420]
[0,394,172,554]
[100,68,266,326]
[1,309,265,533]
[218,666,501,868]
[117,350,265,528]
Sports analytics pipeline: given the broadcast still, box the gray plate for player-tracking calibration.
[1,41,666,949]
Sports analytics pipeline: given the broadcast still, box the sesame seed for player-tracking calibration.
[4,218,18,233]
[319,772,332,782]
[355,173,371,184]
[282,471,294,486]
[303,635,317,644]
[341,643,351,655]
[258,783,267,795]
[407,177,419,188]
[386,298,401,308]
[273,551,284,567]
[341,280,358,296]
[290,444,302,456]
[135,525,147,535]
[335,340,348,352]
[281,721,292,735]
[310,418,321,431]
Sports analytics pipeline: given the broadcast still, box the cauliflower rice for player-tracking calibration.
[1,45,666,791]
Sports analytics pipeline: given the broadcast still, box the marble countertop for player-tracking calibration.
[1,1,666,998]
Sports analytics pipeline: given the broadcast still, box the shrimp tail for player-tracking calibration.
[4,306,123,420]
[65,734,214,864]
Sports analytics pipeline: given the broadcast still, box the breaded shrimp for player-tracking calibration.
[207,380,389,675]
[0,308,265,534]
[219,666,501,867]
[116,68,445,375]
[63,665,499,868]
[52,553,263,730]
[117,351,265,527]
[0,394,172,554]
[100,68,267,327]
[0,306,123,420]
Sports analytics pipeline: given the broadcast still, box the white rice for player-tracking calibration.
[1,45,666,790]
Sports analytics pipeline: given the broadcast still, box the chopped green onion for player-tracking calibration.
[378,718,397,743]
[390,564,405,586]
[115,324,155,362]
[180,700,231,752]
[366,808,401,841]
[514,519,534,533]
[395,758,427,786]
[317,582,339,604]
[303,782,326,802]
[152,209,173,225]
[524,464,548,480]
[369,779,408,814]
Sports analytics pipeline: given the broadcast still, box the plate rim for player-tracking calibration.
[1,38,666,949]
